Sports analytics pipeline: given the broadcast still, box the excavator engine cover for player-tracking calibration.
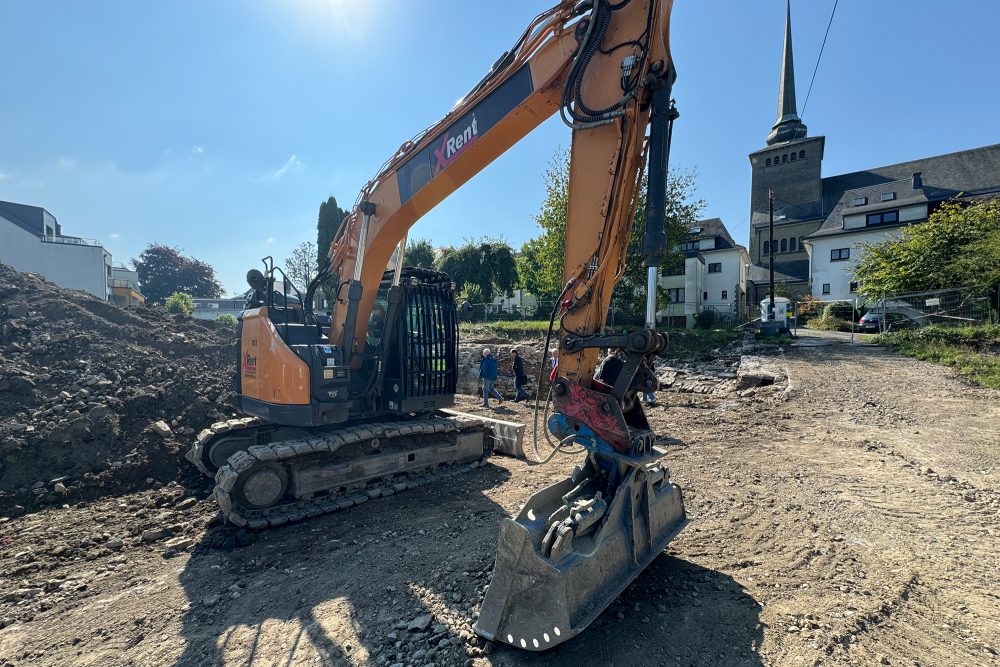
[475,453,686,651]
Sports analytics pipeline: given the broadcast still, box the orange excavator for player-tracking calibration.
[187,0,686,650]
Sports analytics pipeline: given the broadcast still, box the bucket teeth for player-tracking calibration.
[475,456,686,651]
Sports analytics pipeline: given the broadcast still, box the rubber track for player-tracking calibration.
[211,416,490,529]
[186,416,266,477]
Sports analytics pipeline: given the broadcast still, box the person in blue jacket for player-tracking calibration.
[479,348,503,407]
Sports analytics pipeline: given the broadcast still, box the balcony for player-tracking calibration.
[41,234,102,247]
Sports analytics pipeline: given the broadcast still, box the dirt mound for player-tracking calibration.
[0,264,238,514]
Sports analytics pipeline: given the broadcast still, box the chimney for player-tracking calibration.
[912,172,922,189]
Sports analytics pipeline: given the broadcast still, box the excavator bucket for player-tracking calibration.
[475,454,686,651]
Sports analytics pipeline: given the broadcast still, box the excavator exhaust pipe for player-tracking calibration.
[475,455,686,651]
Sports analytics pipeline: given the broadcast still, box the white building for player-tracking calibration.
[657,218,750,328]
[803,180,925,302]
[0,200,112,299]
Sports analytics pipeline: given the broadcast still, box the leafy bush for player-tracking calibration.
[165,292,194,316]
[693,310,717,329]
[805,315,852,331]
[217,314,237,326]
[878,324,1000,350]
[822,302,861,321]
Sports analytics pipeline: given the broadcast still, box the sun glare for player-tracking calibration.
[294,0,374,42]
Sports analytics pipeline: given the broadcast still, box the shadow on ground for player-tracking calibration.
[173,462,513,666]
[488,555,765,667]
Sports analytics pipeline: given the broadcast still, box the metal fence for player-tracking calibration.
[868,286,997,330]
[791,286,999,335]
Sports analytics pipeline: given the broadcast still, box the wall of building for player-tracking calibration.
[0,219,111,298]
[701,248,746,315]
[808,228,903,302]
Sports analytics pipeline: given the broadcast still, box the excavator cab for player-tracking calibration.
[234,260,457,428]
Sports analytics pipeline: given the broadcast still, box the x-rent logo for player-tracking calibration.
[433,115,478,173]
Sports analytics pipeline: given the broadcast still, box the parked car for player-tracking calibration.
[858,312,916,333]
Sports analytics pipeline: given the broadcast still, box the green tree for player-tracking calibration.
[610,170,706,324]
[436,237,518,303]
[316,196,350,306]
[133,244,222,305]
[217,313,237,326]
[854,199,1000,299]
[517,150,705,321]
[517,151,569,300]
[164,291,194,316]
[404,238,436,269]
[284,240,317,291]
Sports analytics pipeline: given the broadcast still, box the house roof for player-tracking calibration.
[747,259,809,284]
[687,217,739,249]
[0,200,53,238]
[806,143,1000,238]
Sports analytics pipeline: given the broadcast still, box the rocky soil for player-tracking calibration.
[1,294,998,665]
[0,264,239,515]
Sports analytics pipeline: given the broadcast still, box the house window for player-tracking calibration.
[852,197,867,206]
[866,210,899,226]
[880,192,896,202]
[789,237,797,252]
[780,239,787,253]
[722,290,728,300]
[799,150,805,160]
[766,158,772,166]
[790,152,797,161]
[679,240,698,252]
[703,291,708,301]
[849,281,860,292]
[831,248,850,261]
[708,262,721,273]
[666,288,684,303]
[822,283,831,295]
[782,153,788,163]
[763,240,770,255]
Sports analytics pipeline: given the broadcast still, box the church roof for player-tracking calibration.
[807,143,1000,238]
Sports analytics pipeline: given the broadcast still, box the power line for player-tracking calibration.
[800,0,839,119]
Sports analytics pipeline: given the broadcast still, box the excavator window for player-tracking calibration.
[366,301,387,348]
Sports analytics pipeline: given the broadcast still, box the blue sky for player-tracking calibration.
[1,0,998,295]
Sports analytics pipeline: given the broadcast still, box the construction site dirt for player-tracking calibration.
[2,285,999,665]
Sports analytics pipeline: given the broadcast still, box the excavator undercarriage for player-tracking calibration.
[187,414,492,528]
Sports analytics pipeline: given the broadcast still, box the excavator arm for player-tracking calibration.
[322,0,675,391]
[309,0,688,651]
[227,0,688,651]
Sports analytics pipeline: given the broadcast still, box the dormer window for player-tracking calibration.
[880,192,896,202]
[852,197,867,206]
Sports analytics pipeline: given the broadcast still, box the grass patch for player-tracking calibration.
[459,321,743,359]
[662,328,743,359]
[459,320,553,339]
[877,325,1000,390]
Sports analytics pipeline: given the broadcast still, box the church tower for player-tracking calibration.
[747,0,826,300]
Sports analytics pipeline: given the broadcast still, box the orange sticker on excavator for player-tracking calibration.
[239,307,310,405]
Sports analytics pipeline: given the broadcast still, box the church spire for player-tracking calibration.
[766,0,808,145]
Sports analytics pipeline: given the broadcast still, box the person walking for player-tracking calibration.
[510,348,529,402]
[479,348,503,407]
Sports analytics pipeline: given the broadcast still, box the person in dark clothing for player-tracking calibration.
[479,348,503,407]
[510,348,529,402]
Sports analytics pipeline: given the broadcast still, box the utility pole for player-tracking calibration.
[768,188,775,321]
